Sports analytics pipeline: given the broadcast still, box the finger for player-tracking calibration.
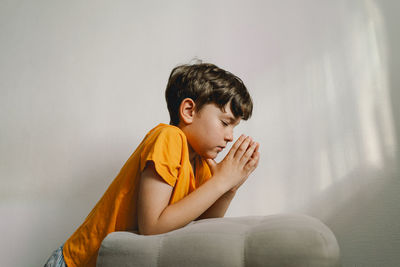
[245,158,257,172]
[234,136,252,160]
[250,143,260,159]
[239,139,257,164]
[254,142,259,153]
[246,150,260,171]
[253,151,260,168]
[226,134,246,159]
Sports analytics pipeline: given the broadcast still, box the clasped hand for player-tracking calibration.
[206,135,260,193]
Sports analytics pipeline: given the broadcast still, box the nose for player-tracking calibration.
[224,128,233,143]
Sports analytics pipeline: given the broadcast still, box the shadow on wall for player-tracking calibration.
[308,0,397,197]
[294,1,400,266]
[240,0,398,217]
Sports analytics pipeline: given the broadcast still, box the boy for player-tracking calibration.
[45,62,260,267]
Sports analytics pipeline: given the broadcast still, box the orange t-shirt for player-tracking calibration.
[63,123,212,267]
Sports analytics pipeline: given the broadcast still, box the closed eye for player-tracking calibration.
[221,120,229,126]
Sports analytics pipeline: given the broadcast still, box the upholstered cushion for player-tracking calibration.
[97,214,340,267]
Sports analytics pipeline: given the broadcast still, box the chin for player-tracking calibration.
[203,151,218,160]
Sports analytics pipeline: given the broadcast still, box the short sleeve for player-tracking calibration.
[139,126,183,187]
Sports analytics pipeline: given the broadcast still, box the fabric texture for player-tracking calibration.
[97,214,341,267]
[44,245,67,267]
[63,123,212,267]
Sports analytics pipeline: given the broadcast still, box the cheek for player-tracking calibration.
[210,117,222,129]
[206,120,221,136]
[209,125,225,144]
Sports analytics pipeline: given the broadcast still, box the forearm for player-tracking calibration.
[139,134,260,235]
[142,176,227,235]
[196,190,236,220]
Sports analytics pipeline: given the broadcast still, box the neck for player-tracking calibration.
[177,122,198,167]
[188,144,197,166]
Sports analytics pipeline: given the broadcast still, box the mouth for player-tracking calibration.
[216,146,226,152]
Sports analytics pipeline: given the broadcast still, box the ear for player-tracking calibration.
[179,98,196,125]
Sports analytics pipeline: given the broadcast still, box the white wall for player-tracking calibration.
[1,0,399,266]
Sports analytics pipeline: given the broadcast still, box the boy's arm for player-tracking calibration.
[137,135,259,235]
[196,140,260,220]
[195,190,236,220]
[137,161,227,235]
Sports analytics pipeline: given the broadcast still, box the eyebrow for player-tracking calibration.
[223,114,240,125]
[220,107,240,124]
[228,117,237,123]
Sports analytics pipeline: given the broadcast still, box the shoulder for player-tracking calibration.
[155,123,184,137]
[139,124,185,186]
[141,123,187,155]
[147,123,186,143]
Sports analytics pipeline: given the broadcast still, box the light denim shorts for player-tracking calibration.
[44,245,67,267]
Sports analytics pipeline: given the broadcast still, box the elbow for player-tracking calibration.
[137,224,154,235]
[138,224,166,236]
[138,227,155,236]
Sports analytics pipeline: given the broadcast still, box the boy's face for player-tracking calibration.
[183,103,240,159]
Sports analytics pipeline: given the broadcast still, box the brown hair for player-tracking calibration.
[165,62,253,125]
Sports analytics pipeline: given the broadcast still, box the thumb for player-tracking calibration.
[205,158,217,174]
